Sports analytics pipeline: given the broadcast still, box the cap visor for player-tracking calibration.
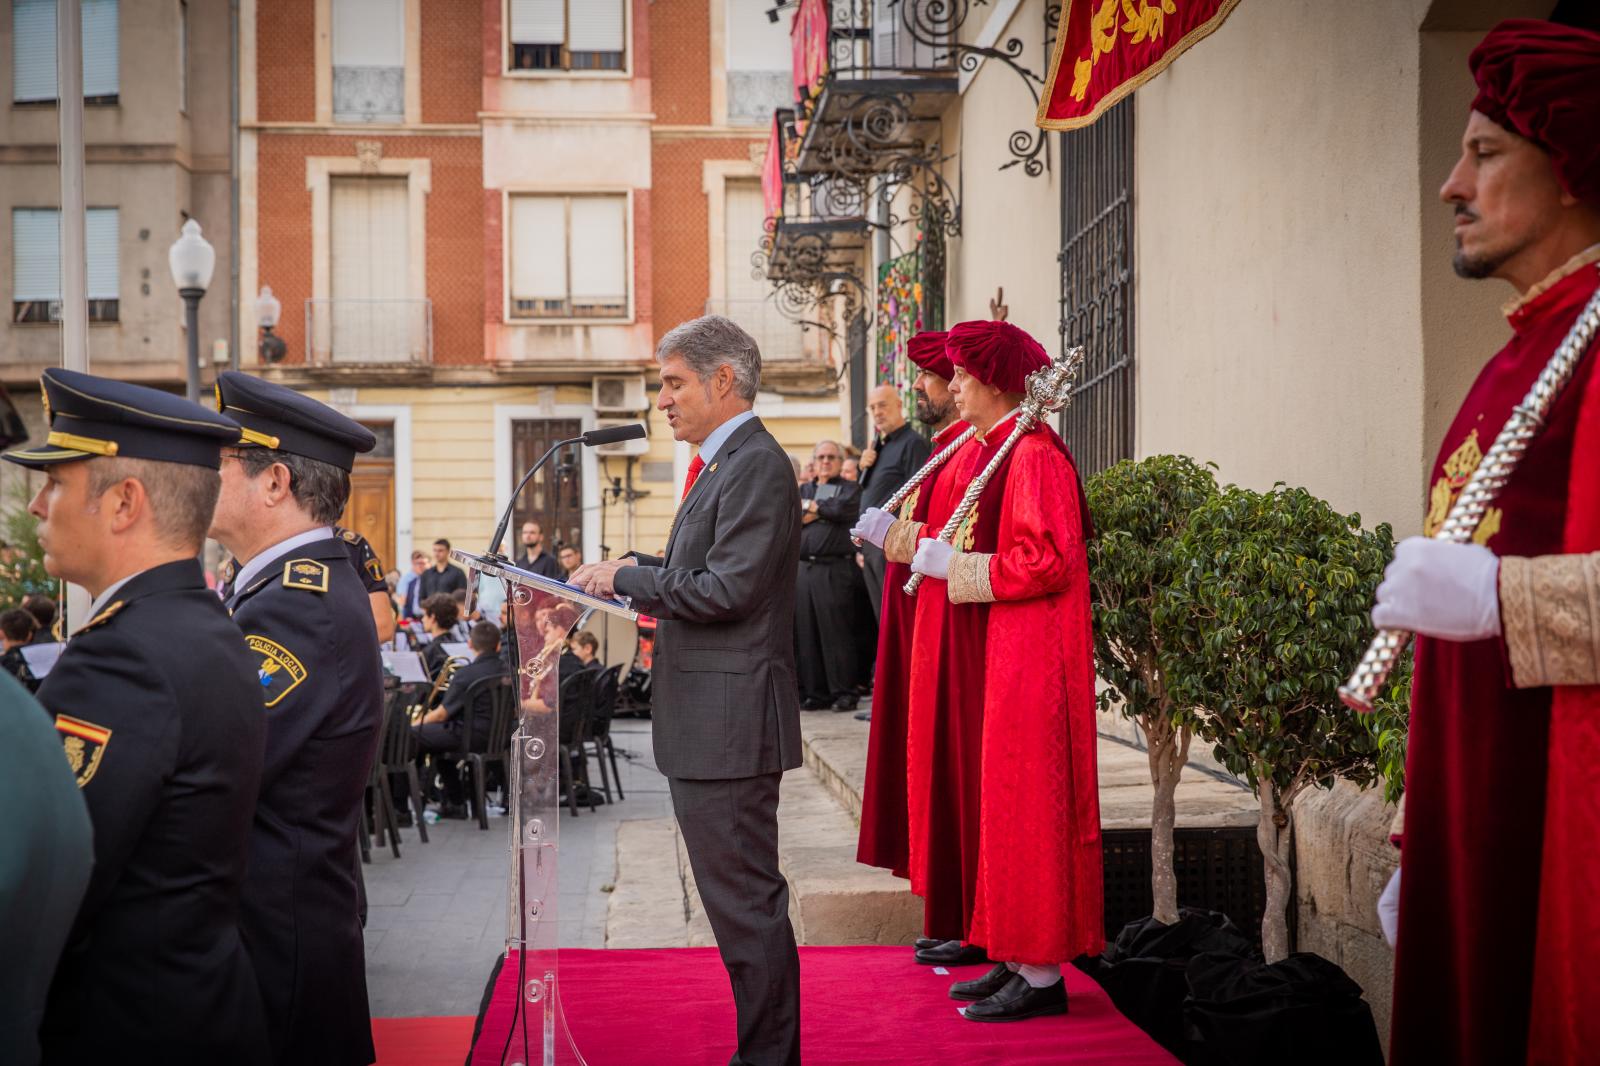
[1,445,92,469]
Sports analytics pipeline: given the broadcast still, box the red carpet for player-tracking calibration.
[459,946,1177,1065]
[374,1015,476,1065]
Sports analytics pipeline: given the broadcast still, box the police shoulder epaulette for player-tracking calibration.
[78,600,125,634]
[338,528,360,544]
[283,558,330,593]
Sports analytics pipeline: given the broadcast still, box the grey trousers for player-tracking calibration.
[669,773,801,1066]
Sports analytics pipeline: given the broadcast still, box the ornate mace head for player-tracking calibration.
[1023,346,1085,416]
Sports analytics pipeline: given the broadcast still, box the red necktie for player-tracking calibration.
[681,454,705,501]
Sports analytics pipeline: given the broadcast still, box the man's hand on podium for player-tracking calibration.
[572,557,637,599]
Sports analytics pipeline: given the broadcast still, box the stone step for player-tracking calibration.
[800,710,1259,833]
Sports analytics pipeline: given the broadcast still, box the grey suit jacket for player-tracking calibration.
[614,416,802,780]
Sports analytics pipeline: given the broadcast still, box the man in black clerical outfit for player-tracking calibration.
[797,439,867,710]
[514,519,565,580]
[856,384,931,619]
[414,621,507,819]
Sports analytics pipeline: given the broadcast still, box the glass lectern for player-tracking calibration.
[454,549,638,1066]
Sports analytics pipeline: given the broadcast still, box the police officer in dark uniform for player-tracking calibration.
[3,368,269,1065]
[220,525,394,642]
[209,370,382,1066]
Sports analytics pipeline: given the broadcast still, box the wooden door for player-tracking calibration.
[339,421,397,572]
[510,418,583,553]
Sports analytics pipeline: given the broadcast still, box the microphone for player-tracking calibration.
[486,423,648,558]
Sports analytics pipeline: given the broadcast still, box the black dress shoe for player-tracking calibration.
[913,937,943,951]
[950,963,1014,1002]
[802,697,829,710]
[438,802,469,820]
[854,710,872,721]
[832,695,859,711]
[915,940,991,966]
[963,975,1068,1022]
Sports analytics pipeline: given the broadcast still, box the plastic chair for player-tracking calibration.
[584,664,624,803]
[375,688,428,852]
[558,667,600,816]
[461,673,517,831]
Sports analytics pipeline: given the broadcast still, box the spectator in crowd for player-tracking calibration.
[568,629,601,669]
[796,440,868,710]
[413,621,507,819]
[449,588,473,637]
[22,593,57,644]
[558,544,582,579]
[799,459,815,484]
[842,457,861,482]
[0,608,38,691]
[418,538,468,600]
[397,550,427,619]
[514,520,565,580]
[857,384,932,619]
[419,593,461,680]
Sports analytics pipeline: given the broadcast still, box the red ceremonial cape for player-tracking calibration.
[903,422,1014,940]
[965,428,1103,965]
[1391,262,1600,1066]
[1528,261,1600,1065]
[858,420,971,877]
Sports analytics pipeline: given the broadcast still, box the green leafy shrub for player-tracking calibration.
[1085,455,1219,924]
[0,480,53,610]
[1155,484,1394,962]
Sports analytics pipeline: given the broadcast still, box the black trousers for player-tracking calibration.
[860,541,887,620]
[795,557,864,701]
[413,721,469,804]
[669,773,801,1066]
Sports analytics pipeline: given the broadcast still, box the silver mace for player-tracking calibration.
[904,347,1085,596]
[1340,284,1600,712]
[851,424,977,548]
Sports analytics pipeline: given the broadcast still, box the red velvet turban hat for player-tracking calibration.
[906,330,952,380]
[1469,20,1600,205]
[946,320,1051,395]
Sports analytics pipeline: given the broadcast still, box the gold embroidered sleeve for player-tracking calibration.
[946,552,996,605]
[883,519,922,564]
[1499,552,1600,688]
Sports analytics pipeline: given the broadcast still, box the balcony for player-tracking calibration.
[305,298,432,369]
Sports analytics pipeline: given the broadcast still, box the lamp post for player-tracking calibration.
[256,286,287,364]
[168,219,216,403]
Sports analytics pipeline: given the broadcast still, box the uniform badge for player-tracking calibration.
[339,528,360,544]
[56,715,111,787]
[246,635,308,708]
[365,558,384,583]
[282,558,330,593]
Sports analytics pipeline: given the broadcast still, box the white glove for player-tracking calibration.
[850,507,895,549]
[911,538,955,580]
[1371,537,1501,641]
[1377,868,1401,948]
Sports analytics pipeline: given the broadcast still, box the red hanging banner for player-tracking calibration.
[1036,0,1241,131]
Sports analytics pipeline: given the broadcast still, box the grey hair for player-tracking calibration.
[88,456,221,552]
[655,314,761,401]
[234,448,351,525]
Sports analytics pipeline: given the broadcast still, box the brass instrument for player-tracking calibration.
[1341,286,1600,711]
[415,653,469,720]
[904,348,1086,596]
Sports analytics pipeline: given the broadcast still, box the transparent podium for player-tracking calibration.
[453,549,638,1066]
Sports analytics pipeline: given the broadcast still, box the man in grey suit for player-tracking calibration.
[574,315,803,1066]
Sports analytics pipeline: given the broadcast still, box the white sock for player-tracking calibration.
[1017,963,1061,989]
[1005,962,1020,973]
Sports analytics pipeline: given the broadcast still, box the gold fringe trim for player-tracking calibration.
[1499,552,1600,688]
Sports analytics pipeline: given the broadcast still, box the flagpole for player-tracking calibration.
[57,0,93,631]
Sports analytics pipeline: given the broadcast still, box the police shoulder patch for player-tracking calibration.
[246,634,308,708]
[282,558,329,593]
[365,557,384,582]
[338,527,361,544]
[56,714,111,787]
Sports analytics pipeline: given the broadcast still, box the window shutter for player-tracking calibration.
[12,0,56,103]
[568,0,623,53]
[568,197,626,303]
[84,207,117,300]
[724,182,768,302]
[12,209,61,302]
[508,0,563,46]
[331,178,409,300]
[82,0,119,98]
[510,196,569,300]
[333,0,403,67]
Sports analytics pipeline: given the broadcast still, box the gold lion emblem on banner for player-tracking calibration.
[1425,429,1503,545]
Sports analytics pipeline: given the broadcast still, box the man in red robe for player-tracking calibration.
[1365,20,1600,1065]
[853,331,970,907]
[897,321,1102,1020]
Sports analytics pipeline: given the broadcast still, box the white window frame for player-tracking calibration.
[10,206,120,323]
[12,0,121,104]
[502,0,630,79]
[502,188,634,326]
[313,0,420,125]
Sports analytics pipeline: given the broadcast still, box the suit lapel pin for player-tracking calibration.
[708,462,718,474]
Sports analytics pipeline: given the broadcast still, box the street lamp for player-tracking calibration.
[168,218,215,403]
[256,286,287,364]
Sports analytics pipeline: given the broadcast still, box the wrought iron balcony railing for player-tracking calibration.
[703,298,821,362]
[305,298,432,367]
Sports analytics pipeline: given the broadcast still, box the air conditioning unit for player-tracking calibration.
[593,375,647,414]
[592,418,649,457]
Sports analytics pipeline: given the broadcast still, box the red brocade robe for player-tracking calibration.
[1391,259,1600,1066]
[902,415,1103,961]
[857,419,971,878]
